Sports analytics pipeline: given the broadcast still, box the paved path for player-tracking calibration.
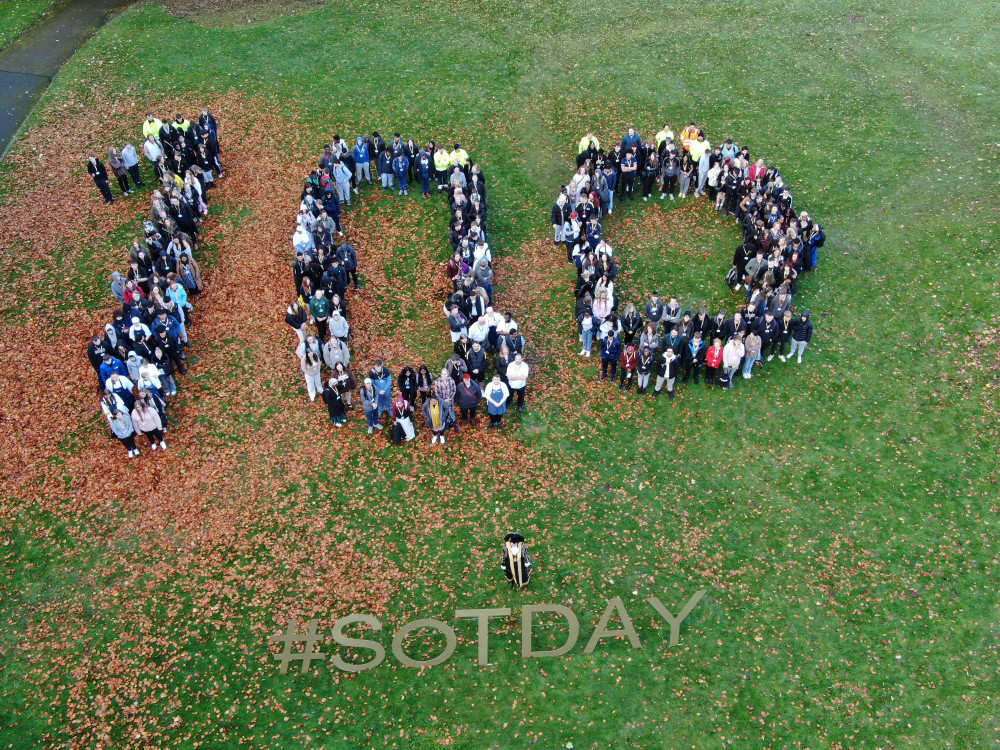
[0,0,132,159]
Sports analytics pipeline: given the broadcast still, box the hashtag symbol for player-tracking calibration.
[269,618,326,674]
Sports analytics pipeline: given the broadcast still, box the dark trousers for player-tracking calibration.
[141,428,164,445]
[601,359,617,379]
[316,319,329,339]
[682,362,700,383]
[506,387,525,408]
[118,434,137,452]
[622,175,635,198]
[663,175,677,195]
[619,369,633,388]
[94,177,114,203]
[127,164,144,187]
[345,268,359,288]
[642,175,656,198]
[704,364,718,383]
[460,406,477,423]
[489,413,502,426]
[116,174,130,193]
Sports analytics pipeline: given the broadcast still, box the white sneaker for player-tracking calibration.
[160,441,167,450]
[367,427,374,435]
[440,436,445,444]
[375,424,384,430]
[643,196,648,201]
[778,355,786,362]
[660,193,665,199]
[151,443,157,450]
[670,195,675,200]
[579,349,586,356]
[797,356,803,363]
[585,351,591,357]
[353,188,359,195]
[767,355,774,362]
[337,231,344,236]
[743,373,751,379]
[334,423,342,428]
[398,190,403,195]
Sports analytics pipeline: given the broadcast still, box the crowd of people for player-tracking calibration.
[288,133,529,444]
[85,109,222,457]
[554,124,821,397]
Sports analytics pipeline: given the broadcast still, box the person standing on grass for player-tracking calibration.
[600,329,621,382]
[131,398,166,451]
[455,373,482,426]
[423,395,450,443]
[774,309,794,362]
[360,378,381,434]
[108,146,131,196]
[681,331,706,385]
[505,353,529,411]
[393,397,416,441]
[377,147,393,191]
[485,374,510,430]
[333,159,353,206]
[286,299,308,344]
[109,409,140,458]
[323,377,348,428]
[742,328,762,380]
[369,360,393,421]
[653,347,679,399]
[636,345,654,394]
[722,335,744,391]
[121,141,145,190]
[87,153,114,204]
[790,310,813,363]
[620,148,637,200]
[309,288,331,340]
[704,337,724,386]
[300,350,323,402]
[353,137,372,184]
[416,147,433,197]
[619,343,637,391]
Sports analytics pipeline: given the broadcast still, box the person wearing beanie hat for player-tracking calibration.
[790,310,813,363]
[455,373,482,426]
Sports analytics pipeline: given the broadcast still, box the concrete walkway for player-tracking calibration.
[0,0,132,159]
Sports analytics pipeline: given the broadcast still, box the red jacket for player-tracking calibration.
[619,349,637,371]
[705,344,723,368]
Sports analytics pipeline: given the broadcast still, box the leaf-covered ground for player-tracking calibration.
[0,0,998,747]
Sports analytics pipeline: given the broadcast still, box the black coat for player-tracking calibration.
[87,159,108,181]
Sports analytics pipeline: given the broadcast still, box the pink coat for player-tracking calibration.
[130,406,162,433]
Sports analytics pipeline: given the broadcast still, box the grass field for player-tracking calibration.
[0,0,998,748]
[0,0,62,49]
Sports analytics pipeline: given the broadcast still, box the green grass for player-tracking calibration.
[1,0,999,748]
[0,0,62,50]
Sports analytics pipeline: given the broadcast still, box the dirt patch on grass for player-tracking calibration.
[155,0,323,26]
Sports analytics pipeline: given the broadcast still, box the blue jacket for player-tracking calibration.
[392,156,410,179]
[353,142,370,164]
[601,336,621,361]
[99,358,128,383]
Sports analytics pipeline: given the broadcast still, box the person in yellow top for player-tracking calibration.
[433,145,452,190]
[142,113,162,140]
[655,125,674,151]
[688,134,711,164]
[578,132,600,154]
[450,143,470,178]
[680,122,701,151]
